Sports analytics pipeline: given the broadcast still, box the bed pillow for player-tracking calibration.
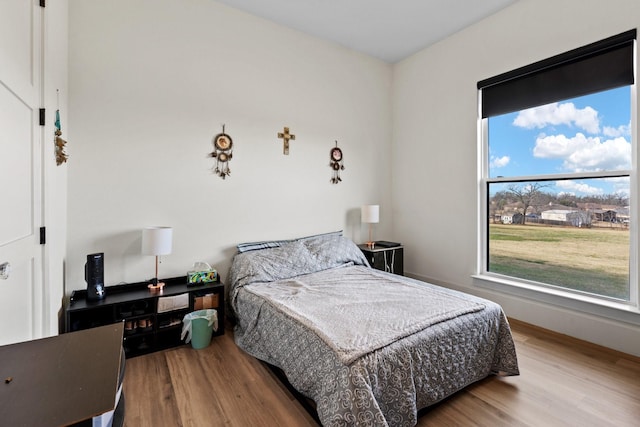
[230,240,313,290]
[236,230,343,253]
[236,239,292,253]
[230,233,369,295]
[301,233,368,270]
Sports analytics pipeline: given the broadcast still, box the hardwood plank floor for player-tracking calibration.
[123,319,640,426]
[123,330,317,427]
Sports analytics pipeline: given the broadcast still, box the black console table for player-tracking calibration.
[66,277,224,358]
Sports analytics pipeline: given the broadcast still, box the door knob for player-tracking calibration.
[0,262,10,280]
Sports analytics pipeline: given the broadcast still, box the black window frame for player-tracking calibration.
[477,29,637,305]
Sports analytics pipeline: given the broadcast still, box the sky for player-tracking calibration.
[488,86,632,197]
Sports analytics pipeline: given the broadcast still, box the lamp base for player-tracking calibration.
[366,241,376,249]
[147,281,165,294]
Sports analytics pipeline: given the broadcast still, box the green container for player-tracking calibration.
[183,309,217,350]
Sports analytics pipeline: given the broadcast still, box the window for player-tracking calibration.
[477,30,636,305]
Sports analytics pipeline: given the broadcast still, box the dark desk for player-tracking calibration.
[0,323,124,427]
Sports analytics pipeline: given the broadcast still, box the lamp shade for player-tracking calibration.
[361,205,380,224]
[141,226,173,256]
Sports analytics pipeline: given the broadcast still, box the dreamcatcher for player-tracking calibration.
[54,90,68,166]
[210,124,233,179]
[329,140,345,184]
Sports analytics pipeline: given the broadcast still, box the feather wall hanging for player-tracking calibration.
[54,90,68,166]
[210,124,233,179]
[329,140,345,184]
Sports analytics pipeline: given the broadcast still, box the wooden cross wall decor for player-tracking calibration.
[277,126,296,155]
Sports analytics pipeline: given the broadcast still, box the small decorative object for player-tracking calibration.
[361,205,379,248]
[188,262,218,286]
[329,140,345,184]
[277,126,296,155]
[54,90,68,166]
[188,269,218,285]
[210,124,233,179]
[141,226,173,293]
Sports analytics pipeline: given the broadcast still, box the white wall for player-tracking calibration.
[67,0,392,291]
[66,0,639,355]
[393,0,640,356]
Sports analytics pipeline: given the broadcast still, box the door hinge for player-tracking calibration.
[40,0,45,8]
[40,227,46,245]
[39,108,45,126]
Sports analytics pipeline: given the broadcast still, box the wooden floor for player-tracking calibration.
[123,319,640,426]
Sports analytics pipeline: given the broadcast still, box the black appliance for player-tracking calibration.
[85,253,105,301]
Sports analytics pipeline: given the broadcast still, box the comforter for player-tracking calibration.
[229,234,519,426]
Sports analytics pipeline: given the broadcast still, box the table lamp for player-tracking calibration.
[142,226,173,293]
[361,205,379,248]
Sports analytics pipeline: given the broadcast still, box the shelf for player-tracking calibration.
[66,276,225,358]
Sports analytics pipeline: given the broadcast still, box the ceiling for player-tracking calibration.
[216,0,519,63]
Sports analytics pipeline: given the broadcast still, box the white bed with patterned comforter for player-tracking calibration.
[229,233,519,427]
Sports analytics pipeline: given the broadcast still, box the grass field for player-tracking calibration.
[489,223,630,300]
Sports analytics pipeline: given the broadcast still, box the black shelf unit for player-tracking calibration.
[66,276,225,358]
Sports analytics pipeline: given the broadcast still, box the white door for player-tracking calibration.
[0,0,44,345]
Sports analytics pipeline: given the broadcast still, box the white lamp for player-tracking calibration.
[142,226,173,293]
[361,205,379,248]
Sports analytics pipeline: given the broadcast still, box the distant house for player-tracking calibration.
[541,209,574,221]
[501,212,524,224]
[500,214,512,224]
[616,207,630,224]
[541,209,591,227]
[593,209,617,222]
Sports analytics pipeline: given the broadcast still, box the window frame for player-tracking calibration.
[475,33,640,323]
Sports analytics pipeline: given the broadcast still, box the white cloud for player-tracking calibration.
[490,155,510,168]
[603,177,631,197]
[603,123,631,138]
[556,180,604,196]
[533,133,631,172]
[513,102,600,134]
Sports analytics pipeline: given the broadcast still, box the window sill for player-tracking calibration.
[472,272,640,326]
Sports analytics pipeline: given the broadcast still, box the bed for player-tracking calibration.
[229,233,519,427]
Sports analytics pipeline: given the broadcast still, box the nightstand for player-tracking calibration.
[358,242,404,275]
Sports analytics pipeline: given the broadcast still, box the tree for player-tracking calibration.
[506,183,549,224]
